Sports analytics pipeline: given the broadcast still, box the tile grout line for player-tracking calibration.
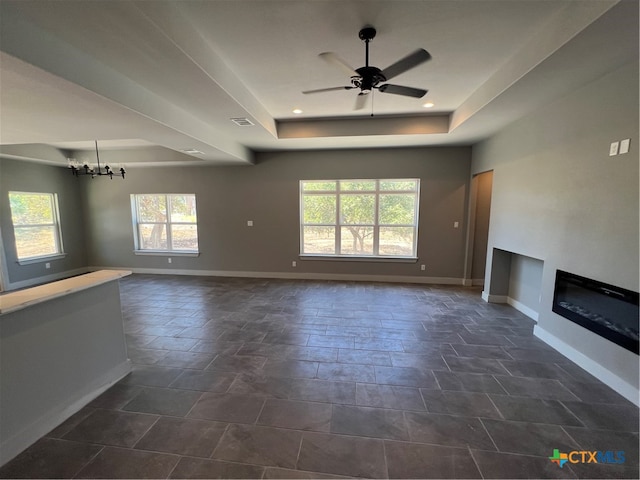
[477,417,500,452]
[210,422,232,460]
[484,394,506,421]
[467,446,486,480]
[163,452,183,480]
[181,391,207,419]
[381,438,390,479]
[293,431,304,470]
[70,444,105,479]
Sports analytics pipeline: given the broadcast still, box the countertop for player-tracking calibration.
[0,270,132,315]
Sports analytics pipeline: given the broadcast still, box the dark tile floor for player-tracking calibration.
[1,275,638,479]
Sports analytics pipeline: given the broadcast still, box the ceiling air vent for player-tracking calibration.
[230,117,255,127]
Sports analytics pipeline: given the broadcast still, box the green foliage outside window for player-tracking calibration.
[8,192,62,260]
[300,179,419,257]
[133,194,198,251]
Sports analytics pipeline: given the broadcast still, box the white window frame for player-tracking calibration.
[8,191,65,264]
[299,179,420,260]
[131,194,199,255]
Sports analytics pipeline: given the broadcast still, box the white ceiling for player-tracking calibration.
[0,0,637,167]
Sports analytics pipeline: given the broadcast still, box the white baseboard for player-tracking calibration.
[89,266,469,286]
[481,291,508,303]
[0,360,132,466]
[534,325,639,407]
[506,297,539,322]
[480,292,539,321]
[6,267,90,291]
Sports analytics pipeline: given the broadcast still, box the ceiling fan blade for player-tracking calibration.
[380,49,431,81]
[354,93,368,110]
[302,86,354,94]
[319,52,359,77]
[378,83,427,98]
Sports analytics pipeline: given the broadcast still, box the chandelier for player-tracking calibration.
[67,140,126,179]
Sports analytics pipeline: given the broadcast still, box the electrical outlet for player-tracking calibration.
[420,264,426,271]
[454,221,459,228]
[609,141,619,156]
[45,262,51,269]
[168,257,172,264]
[292,261,297,267]
[247,220,254,227]
[620,138,630,154]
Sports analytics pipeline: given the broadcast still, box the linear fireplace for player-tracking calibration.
[552,270,639,354]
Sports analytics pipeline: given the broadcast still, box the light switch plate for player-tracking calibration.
[247,220,253,227]
[619,138,630,154]
[609,142,619,156]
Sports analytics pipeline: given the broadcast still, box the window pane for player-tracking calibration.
[379,194,415,224]
[303,195,336,224]
[303,226,335,254]
[137,195,167,222]
[170,194,197,223]
[340,226,374,255]
[340,180,376,191]
[170,225,198,250]
[9,193,54,225]
[139,224,167,250]
[379,227,415,256]
[340,194,375,224]
[302,181,336,191]
[14,226,57,259]
[380,180,417,191]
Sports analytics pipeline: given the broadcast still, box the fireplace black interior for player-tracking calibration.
[552,270,639,354]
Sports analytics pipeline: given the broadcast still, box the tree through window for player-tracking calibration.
[300,179,419,257]
[131,194,199,252]
[8,191,64,261]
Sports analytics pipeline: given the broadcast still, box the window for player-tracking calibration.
[8,191,64,262]
[131,194,199,253]
[300,179,420,258]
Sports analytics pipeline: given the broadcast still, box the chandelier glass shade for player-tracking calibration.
[67,141,126,179]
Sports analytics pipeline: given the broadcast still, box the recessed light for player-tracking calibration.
[292,108,303,114]
[182,148,204,155]
[422,102,434,108]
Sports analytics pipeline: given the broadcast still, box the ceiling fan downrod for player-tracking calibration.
[355,26,384,95]
[359,26,377,67]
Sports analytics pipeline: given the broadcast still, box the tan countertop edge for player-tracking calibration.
[0,270,132,315]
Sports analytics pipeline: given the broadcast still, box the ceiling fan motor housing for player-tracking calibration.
[358,26,377,42]
[352,66,386,94]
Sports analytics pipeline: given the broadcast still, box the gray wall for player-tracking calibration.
[508,253,543,316]
[472,61,639,394]
[0,158,89,286]
[83,147,472,280]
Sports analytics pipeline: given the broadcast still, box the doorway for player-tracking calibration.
[464,170,493,286]
[0,227,7,292]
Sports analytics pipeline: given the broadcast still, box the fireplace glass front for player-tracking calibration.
[552,270,639,354]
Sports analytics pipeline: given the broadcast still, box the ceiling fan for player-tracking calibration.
[303,26,431,110]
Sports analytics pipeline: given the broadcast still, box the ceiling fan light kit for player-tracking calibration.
[303,26,431,110]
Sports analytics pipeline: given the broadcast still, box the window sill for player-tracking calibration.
[17,253,67,266]
[134,250,200,257]
[299,255,418,263]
